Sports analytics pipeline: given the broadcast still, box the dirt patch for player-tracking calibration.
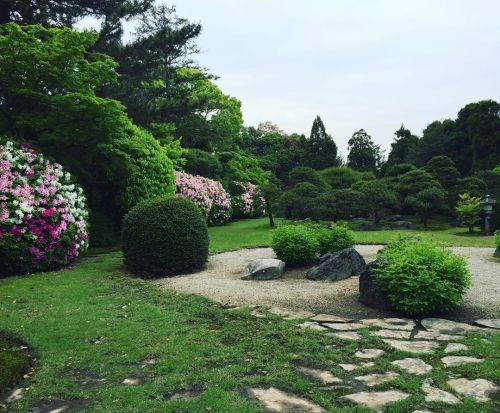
[154,246,499,322]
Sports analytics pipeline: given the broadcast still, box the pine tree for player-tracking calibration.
[307,116,339,169]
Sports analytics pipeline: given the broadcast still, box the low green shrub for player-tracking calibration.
[315,225,356,255]
[122,197,209,278]
[495,230,500,248]
[374,238,471,316]
[271,224,318,266]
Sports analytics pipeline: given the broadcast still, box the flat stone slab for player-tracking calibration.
[422,378,460,405]
[371,329,411,339]
[354,372,400,387]
[441,356,484,367]
[444,343,468,354]
[339,362,375,371]
[413,331,465,341]
[297,366,342,384]
[298,322,328,331]
[311,314,352,323]
[269,307,315,319]
[360,318,415,331]
[249,387,325,413]
[332,331,362,341]
[122,377,140,385]
[323,322,365,331]
[474,319,500,330]
[355,348,385,359]
[447,378,499,402]
[421,318,481,334]
[342,390,409,412]
[241,258,285,280]
[391,358,433,375]
[6,388,25,403]
[382,339,440,354]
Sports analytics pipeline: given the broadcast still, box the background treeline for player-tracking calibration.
[1,1,499,245]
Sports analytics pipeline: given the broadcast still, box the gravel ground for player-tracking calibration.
[154,245,500,322]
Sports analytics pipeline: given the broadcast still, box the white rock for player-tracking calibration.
[421,378,460,405]
[6,388,25,403]
[444,343,468,354]
[332,331,362,341]
[342,390,409,412]
[441,356,484,367]
[371,329,411,339]
[391,358,433,375]
[122,378,140,385]
[355,348,385,359]
[447,378,499,402]
[297,366,342,385]
[339,362,374,371]
[311,314,352,323]
[298,321,328,331]
[474,318,500,330]
[249,387,325,413]
[382,339,439,354]
[323,322,365,331]
[354,372,400,387]
[360,318,415,331]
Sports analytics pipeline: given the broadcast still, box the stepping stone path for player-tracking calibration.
[391,358,432,375]
[342,390,409,412]
[444,343,468,354]
[354,372,400,387]
[269,307,315,320]
[249,387,325,413]
[441,356,484,367]
[421,378,460,405]
[382,339,440,354]
[297,367,342,384]
[355,348,385,359]
[331,331,361,341]
[447,378,499,402]
[243,310,498,412]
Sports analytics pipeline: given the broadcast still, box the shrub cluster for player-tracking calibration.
[271,221,356,266]
[374,238,470,316]
[231,181,265,219]
[175,171,231,225]
[122,197,209,278]
[0,141,89,275]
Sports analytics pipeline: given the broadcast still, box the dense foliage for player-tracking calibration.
[175,171,231,225]
[375,238,471,316]
[230,182,266,219]
[314,224,356,256]
[271,224,318,266]
[0,141,89,275]
[122,197,209,278]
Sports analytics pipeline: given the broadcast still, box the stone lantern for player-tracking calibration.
[480,194,496,236]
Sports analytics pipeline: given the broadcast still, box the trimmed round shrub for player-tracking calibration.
[315,225,355,255]
[122,197,208,278]
[374,238,470,316]
[271,224,319,266]
[0,140,89,276]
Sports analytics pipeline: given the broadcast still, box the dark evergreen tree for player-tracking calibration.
[306,116,339,169]
[387,124,420,165]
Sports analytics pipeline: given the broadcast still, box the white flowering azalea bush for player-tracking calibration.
[231,181,265,219]
[0,140,89,275]
[175,171,231,225]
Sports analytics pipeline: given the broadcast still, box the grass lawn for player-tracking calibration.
[209,218,496,252]
[1,252,499,412]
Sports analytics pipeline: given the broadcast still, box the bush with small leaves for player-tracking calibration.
[122,197,208,278]
[374,238,470,316]
[271,224,319,266]
[314,224,356,255]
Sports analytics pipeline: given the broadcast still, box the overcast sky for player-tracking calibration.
[80,0,500,156]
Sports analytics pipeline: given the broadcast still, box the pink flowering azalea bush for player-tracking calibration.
[231,182,266,219]
[0,140,89,275]
[175,171,231,225]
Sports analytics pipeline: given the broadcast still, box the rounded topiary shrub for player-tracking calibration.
[314,225,355,255]
[0,140,89,276]
[271,224,318,266]
[374,238,470,316]
[122,197,209,278]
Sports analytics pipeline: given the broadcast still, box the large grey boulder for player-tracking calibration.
[306,248,366,281]
[358,258,392,310]
[241,259,285,280]
[390,221,416,230]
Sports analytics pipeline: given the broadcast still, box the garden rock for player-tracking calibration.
[358,259,392,311]
[447,378,499,402]
[249,387,325,413]
[444,343,468,354]
[390,220,417,230]
[422,378,460,405]
[391,358,433,375]
[355,349,385,359]
[361,318,415,331]
[441,356,484,367]
[331,331,362,341]
[421,318,482,334]
[297,366,342,384]
[382,339,440,354]
[354,372,400,387]
[342,390,409,412]
[241,259,285,280]
[474,319,500,329]
[306,248,366,281]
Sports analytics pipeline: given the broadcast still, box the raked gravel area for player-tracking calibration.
[154,245,499,321]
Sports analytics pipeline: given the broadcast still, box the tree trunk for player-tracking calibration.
[265,200,275,228]
[468,224,473,234]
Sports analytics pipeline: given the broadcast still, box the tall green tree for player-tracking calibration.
[386,124,419,165]
[306,116,339,169]
[424,156,461,191]
[455,193,482,233]
[347,129,383,173]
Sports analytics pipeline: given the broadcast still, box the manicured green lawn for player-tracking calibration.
[209,218,496,252]
[1,252,499,412]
